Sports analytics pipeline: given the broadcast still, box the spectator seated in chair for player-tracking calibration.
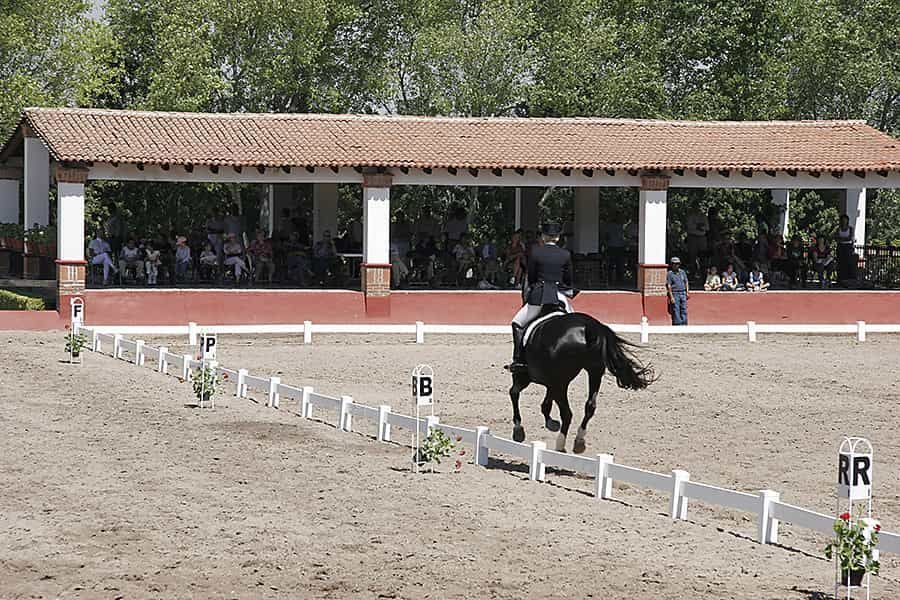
[720,263,741,291]
[118,239,144,282]
[198,241,219,280]
[746,264,769,291]
[811,236,835,288]
[453,233,478,285]
[784,235,806,288]
[88,232,118,284]
[390,243,409,289]
[144,242,162,285]
[312,229,339,285]
[283,231,310,284]
[174,236,192,281]
[222,233,247,283]
[409,235,437,285]
[249,230,276,283]
[504,230,526,287]
[478,239,500,288]
[703,265,722,291]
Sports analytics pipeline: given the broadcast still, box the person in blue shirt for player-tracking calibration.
[666,256,689,325]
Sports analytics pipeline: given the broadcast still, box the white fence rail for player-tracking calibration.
[75,324,900,560]
[80,318,900,346]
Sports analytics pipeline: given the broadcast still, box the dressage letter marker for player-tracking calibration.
[199,333,217,361]
[837,437,873,501]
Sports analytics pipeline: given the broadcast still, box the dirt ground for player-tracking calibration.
[2,331,900,599]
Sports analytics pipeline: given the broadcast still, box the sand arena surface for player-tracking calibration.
[2,331,900,599]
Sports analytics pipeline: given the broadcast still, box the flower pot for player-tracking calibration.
[200,392,212,403]
[71,350,81,359]
[840,568,866,587]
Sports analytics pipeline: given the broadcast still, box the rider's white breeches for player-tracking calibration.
[512,292,573,327]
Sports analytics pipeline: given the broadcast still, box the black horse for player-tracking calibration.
[508,311,654,454]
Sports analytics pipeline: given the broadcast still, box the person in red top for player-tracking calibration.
[249,230,275,283]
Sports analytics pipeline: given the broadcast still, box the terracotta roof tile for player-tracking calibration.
[9,107,900,172]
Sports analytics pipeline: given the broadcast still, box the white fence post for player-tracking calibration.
[857,320,866,342]
[529,441,546,482]
[415,321,425,344]
[474,427,490,466]
[747,320,757,343]
[340,395,354,431]
[92,331,100,352]
[268,376,281,408]
[158,346,168,373]
[640,316,649,344]
[595,453,614,499]
[669,469,690,520]
[303,320,312,345]
[301,386,313,418]
[236,369,248,398]
[113,334,122,359]
[758,489,780,544]
[377,405,392,442]
[134,339,145,366]
[188,321,198,345]
[182,354,192,380]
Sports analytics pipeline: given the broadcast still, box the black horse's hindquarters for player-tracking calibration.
[508,312,653,452]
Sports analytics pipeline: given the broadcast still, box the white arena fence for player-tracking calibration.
[78,325,900,559]
[81,317,900,345]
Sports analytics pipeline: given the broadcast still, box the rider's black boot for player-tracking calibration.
[509,323,528,372]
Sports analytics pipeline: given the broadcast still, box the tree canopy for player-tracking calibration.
[1,0,899,243]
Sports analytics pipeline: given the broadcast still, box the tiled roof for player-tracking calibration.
[5,107,900,173]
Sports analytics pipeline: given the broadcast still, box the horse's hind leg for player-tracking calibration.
[574,369,603,454]
[509,373,530,443]
[541,388,560,432]
[554,385,574,452]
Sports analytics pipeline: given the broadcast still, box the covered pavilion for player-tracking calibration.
[1,108,899,328]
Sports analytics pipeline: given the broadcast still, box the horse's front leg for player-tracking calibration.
[509,373,530,443]
[573,369,602,454]
[555,385,574,452]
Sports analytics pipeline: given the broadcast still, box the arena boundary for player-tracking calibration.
[80,317,900,345]
[77,325,900,564]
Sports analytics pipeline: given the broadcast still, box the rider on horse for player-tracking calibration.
[509,223,574,372]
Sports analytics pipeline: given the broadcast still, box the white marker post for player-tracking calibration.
[411,364,434,473]
[835,437,874,599]
[69,297,85,364]
[197,333,218,410]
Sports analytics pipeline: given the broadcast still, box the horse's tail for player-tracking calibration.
[594,323,655,390]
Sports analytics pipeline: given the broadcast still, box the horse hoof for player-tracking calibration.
[513,426,526,443]
[573,439,586,454]
[545,419,560,432]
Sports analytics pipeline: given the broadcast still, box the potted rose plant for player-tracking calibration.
[191,363,225,405]
[64,328,87,359]
[824,512,881,586]
[414,429,467,473]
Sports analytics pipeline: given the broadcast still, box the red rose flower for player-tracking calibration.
[875,524,882,532]
[454,459,462,470]
[840,512,851,521]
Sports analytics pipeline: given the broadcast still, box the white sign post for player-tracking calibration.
[835,437,875,599]
[196,333,218,410]
[68,297,85,364]
[411,364,434,473]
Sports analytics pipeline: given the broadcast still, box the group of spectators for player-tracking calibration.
[684,208,858,291]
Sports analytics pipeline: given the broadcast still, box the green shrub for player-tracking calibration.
[0,290,46,310]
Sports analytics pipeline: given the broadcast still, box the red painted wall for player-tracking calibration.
[0,310,63,330]
[1,289,898,330]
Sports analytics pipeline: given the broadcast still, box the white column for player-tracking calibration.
[313,183,339,243]
[57,181,85,262]
[0,177,19,223]
[262,184,275,236]
[638,181,668,265]
[843,188,866,245]
[573,187,600,254]
[362,176,391,265]
[24,137,50,228]
[770,189,789,239]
